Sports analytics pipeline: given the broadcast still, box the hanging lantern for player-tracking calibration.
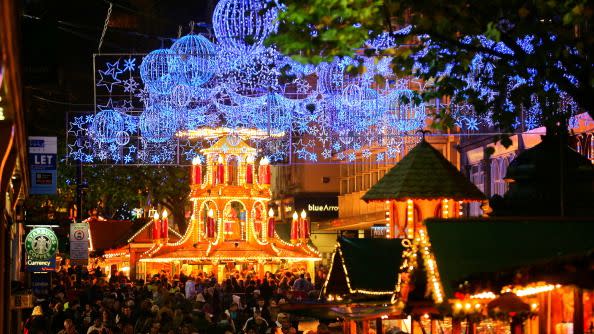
[140,49,176,94]
[213,0,278,54]
[169,34,216,87]
[91,109,125,143]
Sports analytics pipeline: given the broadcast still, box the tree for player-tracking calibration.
[81,165,191,232]
[26,162,191,233]
[269,0,594,138]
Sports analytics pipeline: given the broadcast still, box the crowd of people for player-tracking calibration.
[23,266,337,334]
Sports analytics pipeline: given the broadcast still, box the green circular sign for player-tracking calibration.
[25,228,58,260]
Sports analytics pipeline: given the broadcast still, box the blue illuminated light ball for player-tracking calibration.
[169,34,216,87]
[91,109,125,143]
[213,0,278,54]
[140,49,176,94]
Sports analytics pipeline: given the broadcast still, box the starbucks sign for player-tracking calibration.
[25,228,58,260]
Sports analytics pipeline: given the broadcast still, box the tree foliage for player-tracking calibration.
[28,163,191,233]
[269,0,594,135]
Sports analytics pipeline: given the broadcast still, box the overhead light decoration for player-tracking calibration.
[74,0,436,165]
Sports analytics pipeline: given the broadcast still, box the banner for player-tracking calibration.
[69,223,89,262]
[25,227,58,272]
[28,136,57,195]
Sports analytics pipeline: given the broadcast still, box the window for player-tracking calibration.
[340,179,349,195]
[491,154,515,196]
[469,163,484,217]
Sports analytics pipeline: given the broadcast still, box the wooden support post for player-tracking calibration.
[376,319,383,334]
[574,287,584,334]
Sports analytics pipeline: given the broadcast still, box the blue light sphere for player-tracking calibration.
[169,34,216,87]
[140,49,176,94]
[91,109,125,143]
[213,0,278,54]
[139,105,177,143]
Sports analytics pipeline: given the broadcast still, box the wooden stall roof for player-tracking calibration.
[362,140,485,202]
[325,237,405,298]
[426,218,594,297]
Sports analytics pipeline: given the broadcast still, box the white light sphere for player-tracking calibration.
[169,34,216,87]
[172,84,192,107]
[213,0,278,54]
[115,131,130,146]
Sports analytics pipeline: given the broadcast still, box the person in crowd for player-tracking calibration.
[24,306,48,334]
[23,264,328,334]
[242,309,269,334]
[57,319,79,334]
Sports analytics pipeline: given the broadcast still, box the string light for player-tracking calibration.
[442,199,449,218]
[501,283,561,297]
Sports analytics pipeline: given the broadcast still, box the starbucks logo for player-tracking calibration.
[25,228,58,260]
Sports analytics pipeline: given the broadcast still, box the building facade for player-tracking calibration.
[1,0,30,332]
[271,156,341,264]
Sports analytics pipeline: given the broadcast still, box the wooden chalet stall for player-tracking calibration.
[423,218,594,334]
[88,217,181,278]
[361,138,486,240]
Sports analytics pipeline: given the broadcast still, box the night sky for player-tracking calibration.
[22,0,216,134]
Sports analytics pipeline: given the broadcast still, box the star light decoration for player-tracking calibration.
[79,0,564,166]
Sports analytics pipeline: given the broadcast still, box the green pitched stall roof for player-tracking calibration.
[362,140,485,202]
[324,237,405,298]
[425,218,594,298]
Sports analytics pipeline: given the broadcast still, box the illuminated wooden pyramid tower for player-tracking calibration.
[139,135,320,280]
